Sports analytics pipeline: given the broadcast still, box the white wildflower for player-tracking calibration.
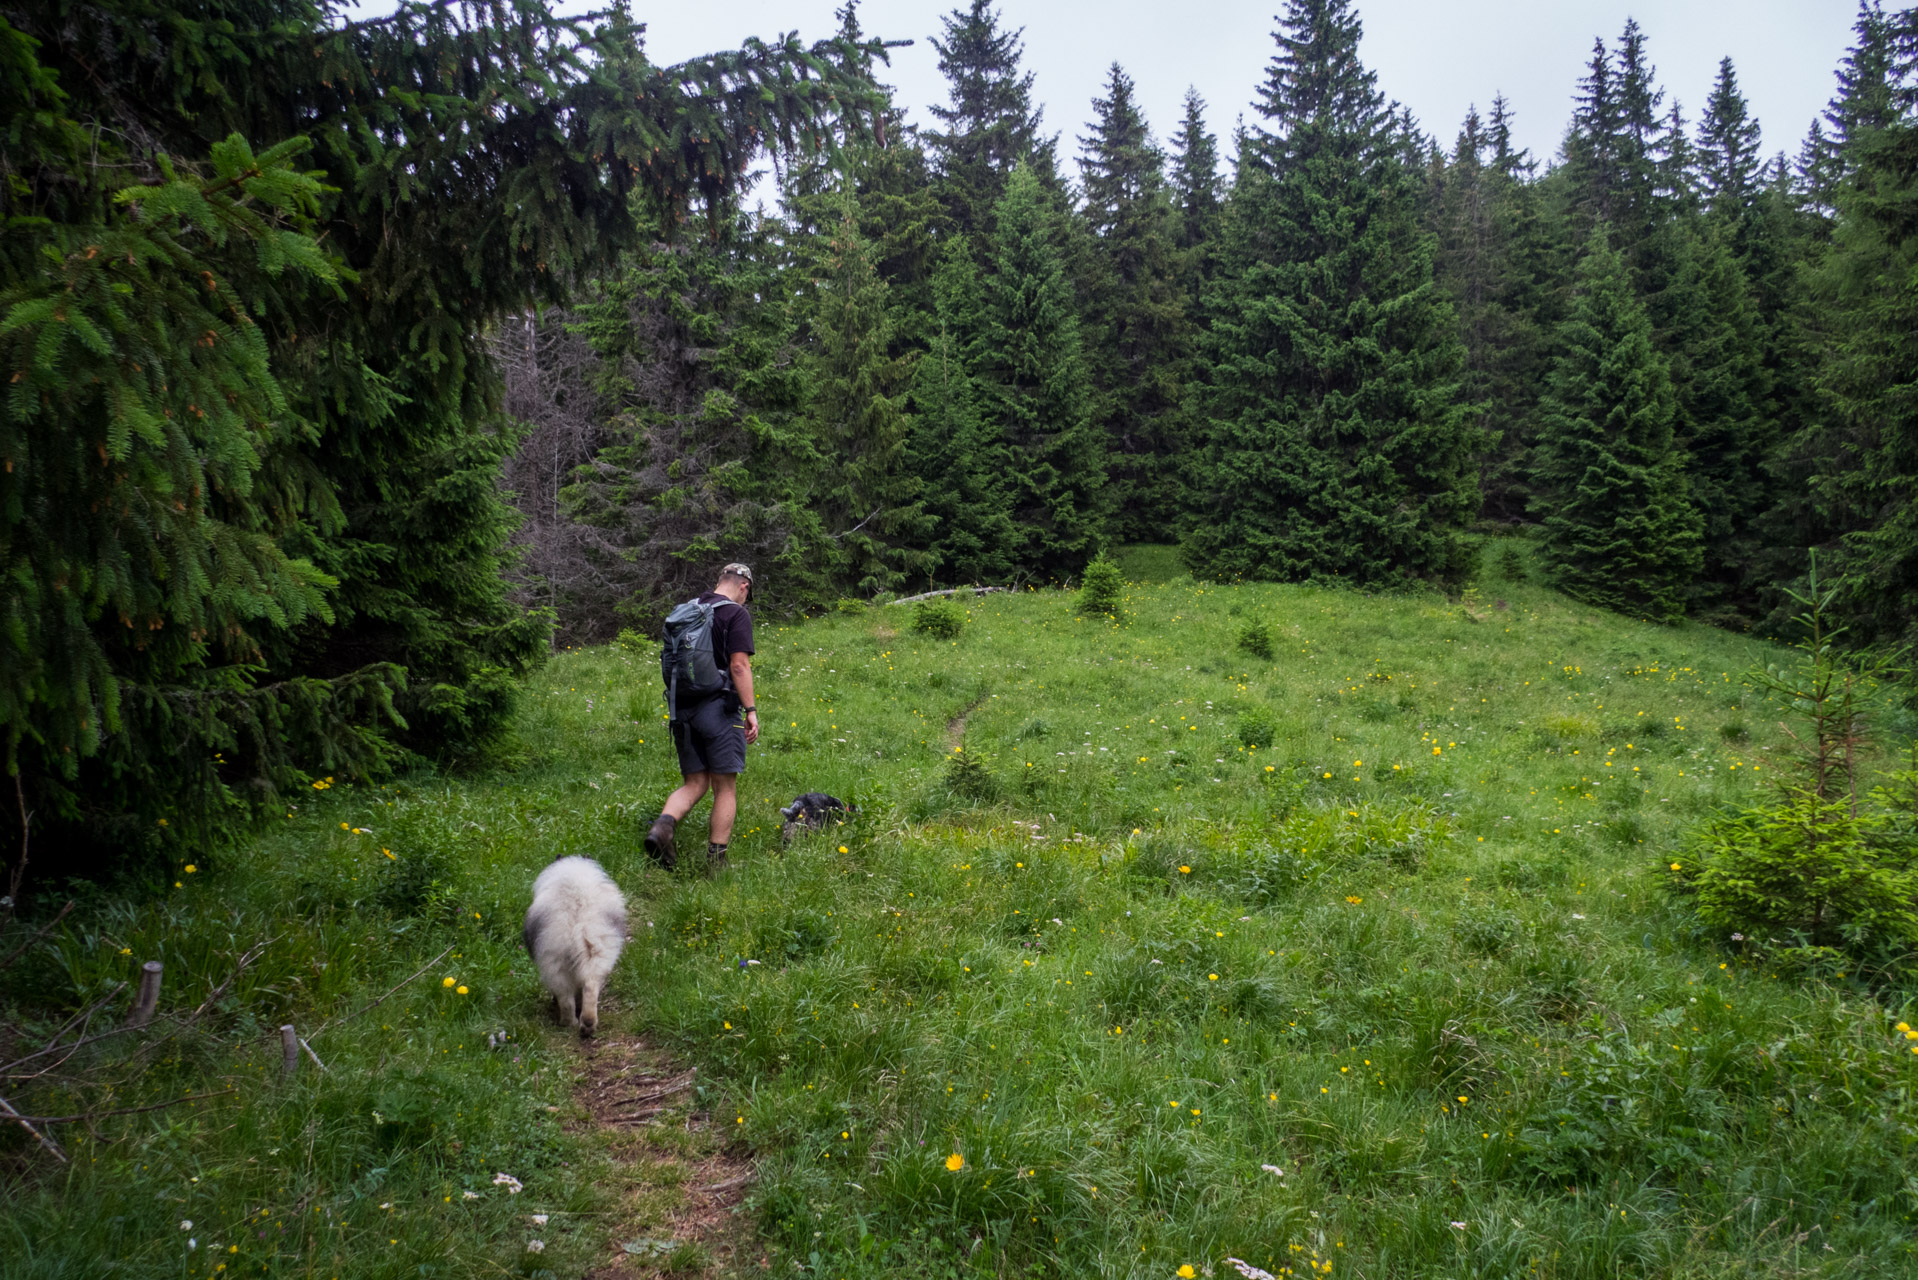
[493,1172,523,1194]
[180,1221,193,1231]
[1260,1164,1284,1177]
[1226,1259,1277,1280]
[463,1191,481,1200]
[525,1239,545,1253]
[530,1214,549,1226]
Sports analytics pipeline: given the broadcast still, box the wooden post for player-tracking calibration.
[127,961,163,1027]
[280,1024,300,1077]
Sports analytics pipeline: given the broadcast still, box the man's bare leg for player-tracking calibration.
[663,772,712,821]
[708,773,739,846]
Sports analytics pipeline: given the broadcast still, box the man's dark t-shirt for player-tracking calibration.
[695,592,753,701]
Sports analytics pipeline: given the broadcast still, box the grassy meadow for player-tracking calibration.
[5,542,1918,1279]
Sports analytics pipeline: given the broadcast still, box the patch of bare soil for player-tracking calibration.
[945,688,990,750]
[570,1023,761,1279]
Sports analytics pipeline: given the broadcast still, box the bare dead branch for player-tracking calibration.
[4,773,30,926]
[0,1095,66,1162]
[1,900,74,972]
[309,943,455,1039]
[8,1088,237,1126]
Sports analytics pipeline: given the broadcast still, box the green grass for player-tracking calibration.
[6,553,1918,1278]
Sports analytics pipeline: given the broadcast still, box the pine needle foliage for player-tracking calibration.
[1531,230,1703,622]
[1077,64,1190,541]
[802,198,933,596]
[1187,0,1477,587]
[906,242,1019,585]
[1,0,890,864]
[924,0,1052,244]
[977,164,1109,577]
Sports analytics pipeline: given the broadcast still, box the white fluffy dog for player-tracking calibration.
[522,856,627,1037]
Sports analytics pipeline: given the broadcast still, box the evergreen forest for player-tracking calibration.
[4,0,1917,861]
[8,6,1918,1275]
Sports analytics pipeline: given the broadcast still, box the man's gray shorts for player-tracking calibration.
[672,696,746,775]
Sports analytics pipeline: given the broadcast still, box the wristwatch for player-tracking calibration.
[740,705,756,713]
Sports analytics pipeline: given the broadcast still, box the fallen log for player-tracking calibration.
[884,586,1010,606]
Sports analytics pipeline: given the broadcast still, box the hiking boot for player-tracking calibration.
[643,814,678,869]
[705,842,730,877]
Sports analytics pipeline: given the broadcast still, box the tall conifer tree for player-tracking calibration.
[1562,38,1623,234]
[1433,104,1547,522]
[924,0,1052,244]
[803,201,931,595]
[1077,65,1188,539]
[0,0,886,860]
[564,218,823,616]
[908,243,1019,583]
[1801,3,1899,209]
[1696,58,1765,226]
[1171,89,1224,271]
[978,165,1108,575]
[1532,231,1703,621]
[1780,48,1918,650]
[1188,0,1477,584]
[1663,227,1775,610]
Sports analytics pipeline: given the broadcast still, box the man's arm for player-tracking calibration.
[730,651,759,744]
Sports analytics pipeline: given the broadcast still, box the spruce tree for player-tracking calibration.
[1782,68,1918,651]
[1559,22,1669,275]
[1077,64,1189,539]
[1188,0,1477,585]
[1800,3,1899,211]
[1562,37,1624,233]
[564,217,823,618]
[1,0,889,864]
[906,243,1018,583]
[1663,226,1775,611]
[924,0,1051,243]
[1696,58,1765,226]
[802,200,931,595]
[1532,231,1703,621]
[1433,104,1547,523]
[1171,89,1224,271]
[977,164,1108,575]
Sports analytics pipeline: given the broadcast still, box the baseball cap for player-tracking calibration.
[721,562,754,584]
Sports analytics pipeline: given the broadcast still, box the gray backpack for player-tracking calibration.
[660,597,730,720]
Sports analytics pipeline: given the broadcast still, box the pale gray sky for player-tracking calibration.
[343,1,1861,187]
[616,0,1856,176]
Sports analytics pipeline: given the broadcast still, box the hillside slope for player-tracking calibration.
[5,558,1914,1279]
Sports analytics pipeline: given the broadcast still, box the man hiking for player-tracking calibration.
[644,564,760,873]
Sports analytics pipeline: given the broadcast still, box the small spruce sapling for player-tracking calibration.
[1237,619,1278,661]
[1667,555,1917,960]
[945,749,999,803]
[1235,706,1283,749]
[1078,556,1125,615]
[913,599,968,640]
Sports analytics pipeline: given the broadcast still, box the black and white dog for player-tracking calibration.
[779,792,857,844]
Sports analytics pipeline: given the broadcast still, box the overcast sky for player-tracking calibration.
[343,1,1862,188]
[609,0,1858,179]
